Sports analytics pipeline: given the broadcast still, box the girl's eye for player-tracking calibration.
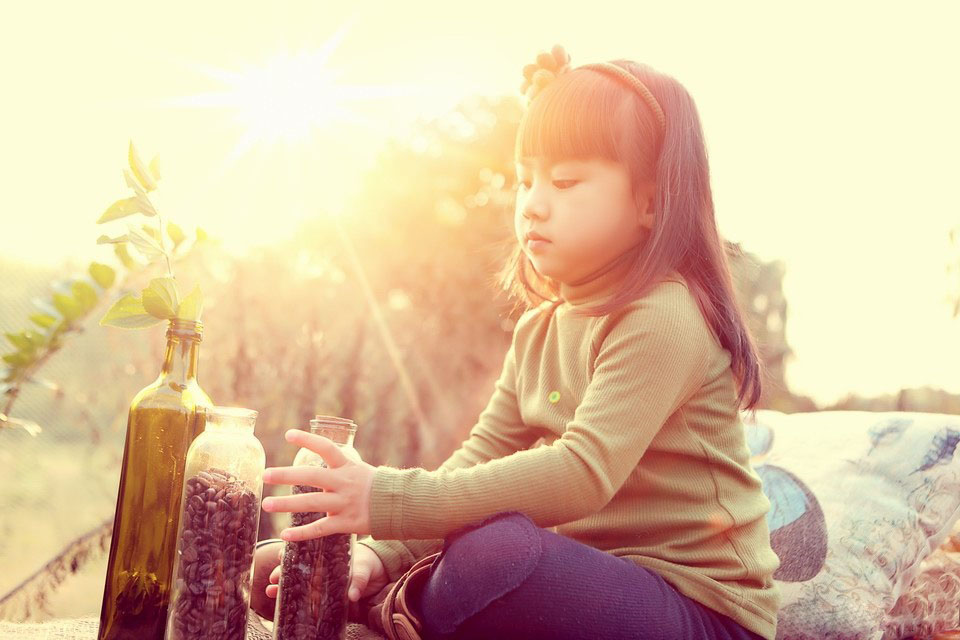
[516,179,579,190]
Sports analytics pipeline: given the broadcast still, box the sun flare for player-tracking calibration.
[158,19,434,168]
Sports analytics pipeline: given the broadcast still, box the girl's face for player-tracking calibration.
[514,156,655,284]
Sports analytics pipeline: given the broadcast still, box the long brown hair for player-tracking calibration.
[494,59,763,411]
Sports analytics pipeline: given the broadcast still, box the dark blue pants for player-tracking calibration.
[414,511,766,640]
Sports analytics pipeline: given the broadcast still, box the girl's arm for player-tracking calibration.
[356,317,538,582]
[365,289,713,541]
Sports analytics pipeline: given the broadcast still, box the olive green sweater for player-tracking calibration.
[356,261,781,640]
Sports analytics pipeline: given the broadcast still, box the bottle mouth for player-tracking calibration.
[167,318,203,340]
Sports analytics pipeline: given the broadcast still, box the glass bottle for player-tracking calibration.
[273,415,362,640]
[98,319,214,640]
[165,406,265,640]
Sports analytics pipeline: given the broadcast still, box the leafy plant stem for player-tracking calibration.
[1,339,67,422]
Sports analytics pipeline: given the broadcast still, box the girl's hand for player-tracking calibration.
[263,543,388,617]
[349,543,389,603]
[262,429,377,540]
[266,558,282,598]
[250,541,283,619]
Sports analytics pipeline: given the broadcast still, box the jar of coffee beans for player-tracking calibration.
[164,406,265,640]
[273,415,362,640]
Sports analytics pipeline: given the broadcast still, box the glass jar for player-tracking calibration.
[273,415,362,640]
[164,406,265,640]
[99,319,214,640]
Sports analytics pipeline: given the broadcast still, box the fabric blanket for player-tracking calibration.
[0,610,387,640]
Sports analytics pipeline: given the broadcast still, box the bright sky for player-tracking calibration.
[1,1,958,407]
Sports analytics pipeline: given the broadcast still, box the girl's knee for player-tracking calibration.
[439,510,541,581]
[446,510,538,549]
[420,511,542,634]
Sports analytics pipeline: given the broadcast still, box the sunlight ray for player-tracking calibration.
[330,214,438,459]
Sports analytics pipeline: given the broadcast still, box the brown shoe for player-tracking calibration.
[368,551,441,640]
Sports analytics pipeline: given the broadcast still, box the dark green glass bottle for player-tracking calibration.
[98,319,213,640]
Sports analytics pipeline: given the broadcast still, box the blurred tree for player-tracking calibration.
[726,243,818,413]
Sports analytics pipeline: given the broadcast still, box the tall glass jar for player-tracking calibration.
[164,406,265,640]
[99,319,214,640]
[273,415,361,640]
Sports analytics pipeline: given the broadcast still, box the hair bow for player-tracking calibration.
[519,44,572,106]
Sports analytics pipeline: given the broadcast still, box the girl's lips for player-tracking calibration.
[526,238,550,251]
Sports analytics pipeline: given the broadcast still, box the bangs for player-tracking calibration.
[514,69,633,167]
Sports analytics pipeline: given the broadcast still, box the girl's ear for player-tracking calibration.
[634,180,657,230]
[638,210,655,230]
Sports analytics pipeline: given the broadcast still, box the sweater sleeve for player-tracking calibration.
[356,316,537,582]
[366,289,712,540]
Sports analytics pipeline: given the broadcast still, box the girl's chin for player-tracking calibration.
[527,258,566,281]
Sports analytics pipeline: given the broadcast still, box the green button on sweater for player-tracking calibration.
[357,259,781,640]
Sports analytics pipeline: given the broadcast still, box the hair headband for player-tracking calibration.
[519,45,667,137]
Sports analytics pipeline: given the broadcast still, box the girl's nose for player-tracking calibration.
[522,203,547,220]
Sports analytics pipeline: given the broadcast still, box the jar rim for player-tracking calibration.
[310,414,357,431]
[201,405,259,422]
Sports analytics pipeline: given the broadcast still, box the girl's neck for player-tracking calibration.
[559,249,637,306]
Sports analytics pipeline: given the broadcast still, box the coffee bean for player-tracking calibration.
[274,482,352,640]
[168,467,259,640]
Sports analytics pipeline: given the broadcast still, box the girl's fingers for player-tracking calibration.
[283,429,350,468]
[280,517,336,542]
[265,584,278,599]
[270,563,282,584]
[262,491,346,514]
[263,465,343,490]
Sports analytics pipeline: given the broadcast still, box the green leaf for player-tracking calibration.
[120,169,157,217]
[97,197,150,224]
[149,156,161,181]
[72,280,98,313]
[134,192,157,217]
[141,277,180,319]
[97,233,129,245]
[100,294,165,329]
[89,262,116,289]
[114,244,139,270]
[127,224,165,261]
[2,352,30,367]
[29,313,57,329]
[23,330,46,348]
[167,221,186,248]
[177,284,203,321]
[5,332,31,351]
[141,224,162,242]
[52,293,82,322]
[123,168,142,192]
[128,140,158,192]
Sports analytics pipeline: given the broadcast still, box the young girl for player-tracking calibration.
[256,45,780,640]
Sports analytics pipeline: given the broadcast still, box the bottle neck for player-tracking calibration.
[159,331,201,384]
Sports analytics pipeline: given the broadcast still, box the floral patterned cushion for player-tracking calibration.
[882,519,960,639]
[741,410,960,640]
